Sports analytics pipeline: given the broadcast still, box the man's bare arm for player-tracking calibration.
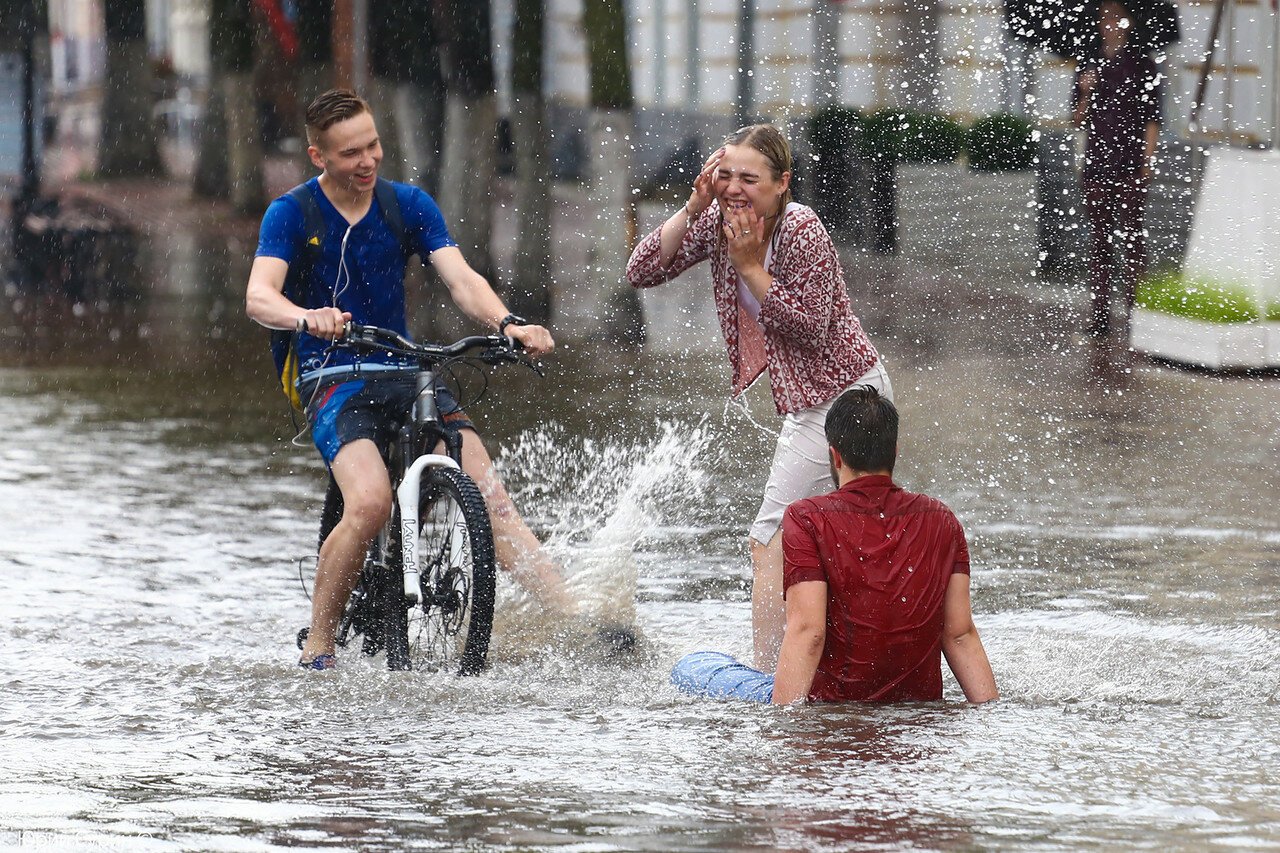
[1073,69,1097,128]
[245,255,348,339]
[941,573,998,704]
[428,247,554,357]
[771,581,827,705]
[1141,121,1160,180]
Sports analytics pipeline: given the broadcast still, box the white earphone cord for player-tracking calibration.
[290,223,355,447]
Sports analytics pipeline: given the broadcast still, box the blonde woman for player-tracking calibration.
[627,124,892,672]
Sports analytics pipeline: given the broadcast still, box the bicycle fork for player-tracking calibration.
[396,369,468,607]
[396,453,464,605]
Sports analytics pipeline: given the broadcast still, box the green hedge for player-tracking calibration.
[837,109,1039,170]
[807,106,862,159]
[1136,271,1271,324]
[967,113,1037,172]
[811,108,1043,171]
[857,109,964,165]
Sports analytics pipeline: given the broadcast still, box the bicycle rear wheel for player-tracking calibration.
[405,466,496,675]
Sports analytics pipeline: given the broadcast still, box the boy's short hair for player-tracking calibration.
[305,89,371,146]
[824,386,898,475]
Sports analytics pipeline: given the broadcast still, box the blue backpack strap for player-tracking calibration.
[269,182,324,408]
[374,177,417,264]
[268,180,416,409]
[286,182,325,285]
[289,178,412,268]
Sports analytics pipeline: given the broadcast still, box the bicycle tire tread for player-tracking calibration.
[422,466,497,675]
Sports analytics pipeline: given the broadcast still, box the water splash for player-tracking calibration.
[987,609,1280,709]
[489,420,718,652]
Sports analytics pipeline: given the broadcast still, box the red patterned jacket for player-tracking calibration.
[626,200,879,414]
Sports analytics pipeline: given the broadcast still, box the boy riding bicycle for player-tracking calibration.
[246,89,578,669]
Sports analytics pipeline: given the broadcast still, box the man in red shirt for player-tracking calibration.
[672,386,997,704]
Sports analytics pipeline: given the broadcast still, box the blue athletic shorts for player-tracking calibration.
[299,371,474,465]
[671,651,774,703]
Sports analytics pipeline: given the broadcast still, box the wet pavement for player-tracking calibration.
[2,147,1279,850]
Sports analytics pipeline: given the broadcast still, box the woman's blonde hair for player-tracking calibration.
[723,124,793,213]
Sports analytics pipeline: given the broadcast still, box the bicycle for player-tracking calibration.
[295,322,539,674]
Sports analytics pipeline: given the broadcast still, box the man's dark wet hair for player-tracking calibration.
[305,88,371,145]
[824,385,898,475]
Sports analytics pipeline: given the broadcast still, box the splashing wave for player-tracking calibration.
[489,420,720,651]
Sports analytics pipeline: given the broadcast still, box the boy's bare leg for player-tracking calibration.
[456,429,580,616]
[300,439,392,662]
[751,533,785,672]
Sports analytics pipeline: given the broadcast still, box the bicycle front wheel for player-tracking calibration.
[408,466,496,675]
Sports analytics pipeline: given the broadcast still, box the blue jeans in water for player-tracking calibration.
[670,651,774,703]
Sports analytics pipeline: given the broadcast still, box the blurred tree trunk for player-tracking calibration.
[192,60,230,197]
[436,0,499,286]
[508,0,552,322]
[412,24,446,197]
[368,0,443,185]
[195,0,263,211]
[367,0,404,181]
[582,0,641,343]
[98,0,163,177]
[293,0,332,176]
[899,0,940,112]
[226,0,264,211]
[395,3,445,194]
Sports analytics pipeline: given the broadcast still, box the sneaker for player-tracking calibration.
[594,623,640,658]
[299,653,337,670]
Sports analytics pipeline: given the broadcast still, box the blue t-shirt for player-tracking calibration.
[255,178,457,376]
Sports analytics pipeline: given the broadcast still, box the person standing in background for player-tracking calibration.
[1074,0,1163,343]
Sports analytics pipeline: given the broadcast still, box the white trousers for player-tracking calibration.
[748,360,894,545]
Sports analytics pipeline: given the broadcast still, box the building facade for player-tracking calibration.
[533,0,1277,171]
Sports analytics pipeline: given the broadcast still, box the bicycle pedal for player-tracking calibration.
[361,634,384,657]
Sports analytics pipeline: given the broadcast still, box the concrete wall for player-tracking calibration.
[1164,0,1276,145]
[47,0,105,93]
[1184,148,1280,309]
[540,0,1278,168]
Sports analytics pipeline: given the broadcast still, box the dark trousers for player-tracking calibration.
[1083,173,1148,337]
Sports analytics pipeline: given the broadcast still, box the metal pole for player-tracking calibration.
[1223,0,1235,139]
[686,0,699,108]
[812,0,839,108]
[654,0,665,105]
[736,0,754,125]
[1273,0,1279,148]
[20,0,38,207]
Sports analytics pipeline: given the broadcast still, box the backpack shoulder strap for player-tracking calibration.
[270,183,323,410]
[286,182,325,271]
[374,178,417,263]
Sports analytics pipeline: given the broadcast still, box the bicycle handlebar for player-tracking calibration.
[332,322,530,369]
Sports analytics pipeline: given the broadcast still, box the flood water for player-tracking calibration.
[2,226,1279,851]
